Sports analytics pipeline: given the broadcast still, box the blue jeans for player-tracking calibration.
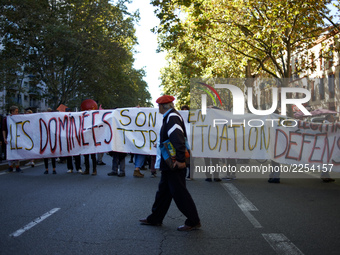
[134,154,146,169]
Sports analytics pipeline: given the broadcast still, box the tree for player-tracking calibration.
[151,0,335,114]
[156,8,247,107]
[0,0,151,110]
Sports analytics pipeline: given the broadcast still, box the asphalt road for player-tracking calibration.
[0,155,340,255]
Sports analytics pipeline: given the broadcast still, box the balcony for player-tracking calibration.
[28,87,41,96]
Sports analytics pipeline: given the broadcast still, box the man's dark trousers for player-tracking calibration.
[147,168,200,227]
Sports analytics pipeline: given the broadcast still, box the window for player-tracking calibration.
[319,50,323,70]
[319,78,325,100]
[310,52,316,71]
[328,44,334,69]
[328,74,335,98]
[310,80,316,101]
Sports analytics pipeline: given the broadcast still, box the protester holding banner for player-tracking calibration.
[5,105,339,173]
[44,158,56,174]
[140,95,201,231]
[132,104,146,178]
[64,107,82,174]
[97,153,106,165]
[204,157,222,182]
[133,154,146,177]
[82,154,97,175]
[149,136,161,178]
[24,108,35,167]
[181,105,193,180]
[67,156,82,173]
[108,151,127,177]
[321,114,336,183]
[268,160,281,183]
[80,99,98,176]
[149,140,160,178]
[225,158,237,180]
[96,105,106,166]
[3,106,22,173]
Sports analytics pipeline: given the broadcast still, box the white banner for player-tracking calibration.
[6,109,115,160]
[189,108,340,171]
[6,107,340,171]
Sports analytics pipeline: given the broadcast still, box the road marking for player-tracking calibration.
[10,208,60,237]
[262,233,304,255]
[242,210,263,229]
[0,162,44,175]
[222,183,262,228]
[223,183,304,254]
[222,183,257,211]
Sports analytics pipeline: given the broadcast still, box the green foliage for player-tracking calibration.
[151,0,336,110]
[0,0,151,110]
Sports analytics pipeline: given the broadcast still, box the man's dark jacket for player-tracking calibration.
[159,108,188,171]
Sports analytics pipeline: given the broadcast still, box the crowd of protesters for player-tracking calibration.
[0,103,338,184]
[1,98,338,234]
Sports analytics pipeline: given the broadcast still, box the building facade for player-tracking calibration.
[0,74,49,115]
[252,29,340,116]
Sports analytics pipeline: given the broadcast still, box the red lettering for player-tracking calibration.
[39,118,48,154]
[310,123,321,131]
[274,129,288,159]
[58,115,69,152]
[82,112,89,146]
[286,132,301,160]
[69,116,82,148]
[309,134,325,163]
[92,111,101,146]
[322,135,336,163]
[48,118,57,153]
[102,112,112,144]
[298,133,314,161]
[333,137,340,165]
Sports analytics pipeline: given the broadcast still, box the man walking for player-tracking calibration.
[139,95,200,231]
[2,105,22,172]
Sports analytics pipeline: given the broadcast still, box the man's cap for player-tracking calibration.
[156,95,175,104]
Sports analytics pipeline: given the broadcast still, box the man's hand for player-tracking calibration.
[174,161,186,169]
